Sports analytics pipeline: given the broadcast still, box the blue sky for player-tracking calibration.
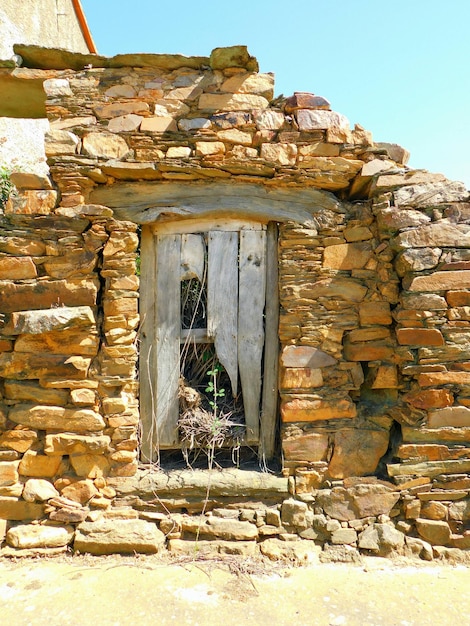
[81,0,470,188]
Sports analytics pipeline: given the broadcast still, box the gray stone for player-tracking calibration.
[74,519,165,555]
[259,538,320,563]
[82,132,130,159]
[395,248,441,276]
[296,110,349,131]
[6,523,74,549]
[45,130,80,156]
[393,180,468,208]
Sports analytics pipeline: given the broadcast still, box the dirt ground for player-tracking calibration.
[0,553,469,626]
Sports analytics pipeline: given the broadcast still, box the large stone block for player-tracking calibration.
[281,397,357,422]
[82,132,130,159]
[0,353,90,380]
[282,431,329,462]
[44,434,111,456]
[5,190,57,215]
[405,271,470,292]
[182,516,258,540]
[18,451,63,478]
[0,429,37,453]
[343,341,394,361]
[9,405,105,432]
[328,429,390,479]
[427,407,470,428]
[5,306,96,335]
[199,93,269,111]
[281,346,337,368]
[0,279,99,313]
[6,523,74,549]
[4,381,69,405]
[0,461,19,487]
[394,223,470,250]
[397,328,444,347]
[0,497,44,520]
[0,256,37,280]
[415,518,451,546]
[280,367,323,390]
[14,328,99,357]
[75,519,165,554]
[94,102,149,119]
[359,301,392,325]
[323,242,372,270]
[296,109,349,131]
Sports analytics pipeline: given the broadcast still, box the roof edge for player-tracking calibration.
[71,0,97,54]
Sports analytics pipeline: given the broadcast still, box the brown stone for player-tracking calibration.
[0,429,37,453]
[280,368,323,389]
[75,519,165,555]
[82,132,130,159]
[428,407,470,428]
[328,429,390,479]
[281,346,337,368]
[14,328,99,357]
[405,271,470,292]
[9,405,105,432]
[0,461,19,487]
[6,523,74,549]
[61,479,98,505]
[402,426,470,444]
[4,381,68,405]
[347,327,391,343]
[94,102,149,119]
[419,371,470,387]
[397,328,444,347]
[18,451,63,478]
[323,242,372,270]
[70,454,110,478]
[140,116,178,132]
[371,365,398,389]
[397,444,457,461]
[44,434,110,456]
[0,279,99,313]
[0,256,37,280]
[282,431,329,462]
[5,190,57,215]
[446,291,470,307]
[0,353,90,380]
[343,341,394,361]
[199,93,269,111]
[404,389,454,409]
[359,301,392,325]
[281,397,356,422]
[415,518,451,546]
[0,497,44,520]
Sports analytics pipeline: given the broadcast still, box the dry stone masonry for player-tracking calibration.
[0,44,470,559]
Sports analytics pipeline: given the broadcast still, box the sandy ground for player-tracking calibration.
[0,553,469,626]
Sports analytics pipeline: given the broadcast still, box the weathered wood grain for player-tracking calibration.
[207,231,239,396]
[238,229,266,443]
[155,234,181,447]
[260,222,279,460]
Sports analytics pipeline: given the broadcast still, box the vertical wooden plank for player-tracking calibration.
[260,223,279,460]
[139,226,158,462]
[238,229,266,443]
[155,233,181,447]
[207,231,239,395]
[180,233,205,282]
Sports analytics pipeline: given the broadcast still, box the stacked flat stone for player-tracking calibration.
[0,44,469,556]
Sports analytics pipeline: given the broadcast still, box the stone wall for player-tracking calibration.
[0,45,470,558]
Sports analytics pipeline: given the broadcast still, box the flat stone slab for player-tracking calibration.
[108,468,289,500]
[74,519,165,555]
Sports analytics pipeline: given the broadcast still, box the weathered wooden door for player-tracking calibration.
[140,220,279,462]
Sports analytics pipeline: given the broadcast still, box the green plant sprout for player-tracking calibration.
[205,363,226,418]
[0,168,13,209]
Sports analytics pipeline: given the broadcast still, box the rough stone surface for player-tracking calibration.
[74,519,165,555]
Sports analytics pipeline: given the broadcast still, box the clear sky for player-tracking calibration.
[81,0,470,188]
